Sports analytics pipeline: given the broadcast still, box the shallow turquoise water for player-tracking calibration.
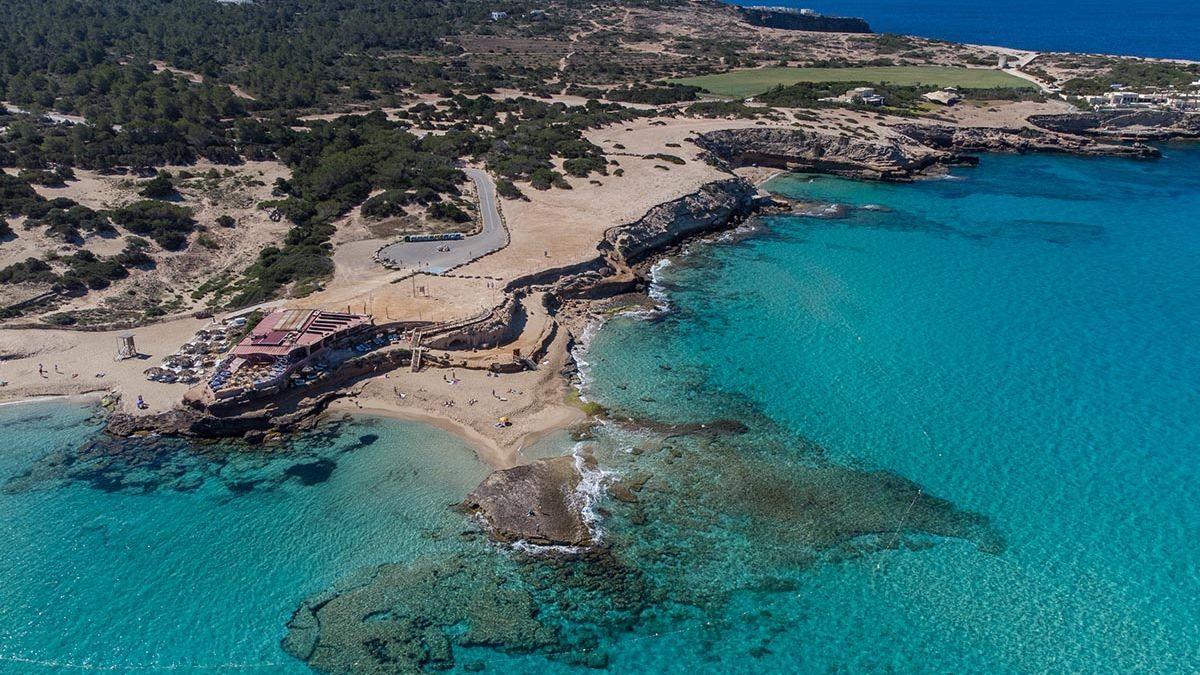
[0,405,488,671]
[579,147,1200,671]
[2,147,1199,673]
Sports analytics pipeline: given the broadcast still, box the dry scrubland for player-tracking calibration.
[0,162,292,324]
[672,66,1037,98]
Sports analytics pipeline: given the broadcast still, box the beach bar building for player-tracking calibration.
[205,309,372,401]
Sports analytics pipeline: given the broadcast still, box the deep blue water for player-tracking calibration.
[732,0,1200,60]
[2,146,1199,672]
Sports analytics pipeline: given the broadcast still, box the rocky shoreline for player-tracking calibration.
[104,177,766,439]
[694,122,1160,181]
[97,116,1180,548]
[1029,109,1200,141]
[100,175,766,547]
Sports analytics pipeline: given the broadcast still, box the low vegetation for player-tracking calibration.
[604,83,702,104]
[108,200,196,250]
[671,66,1034,98]
[1061,60,1200,95]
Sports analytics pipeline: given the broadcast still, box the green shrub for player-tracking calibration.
[109,201,196,250]
[138,171,176,199]
[0,257,57,285]
[427,201,471,223]
[645,153,685,165]
[495,179,525,200]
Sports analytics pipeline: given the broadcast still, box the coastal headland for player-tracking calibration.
[1,0,1198,548]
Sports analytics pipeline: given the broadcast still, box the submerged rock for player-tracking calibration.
[284,458,336,485]
[283,557,559,674]
[282,408,1006,672]
[461,456,593,547]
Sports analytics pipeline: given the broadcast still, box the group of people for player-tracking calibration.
[36,363,93,380]
[37,363,66,378]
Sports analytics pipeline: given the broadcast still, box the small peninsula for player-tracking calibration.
[0,0,1196,542]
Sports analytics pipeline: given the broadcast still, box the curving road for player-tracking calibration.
[376,167,509,274]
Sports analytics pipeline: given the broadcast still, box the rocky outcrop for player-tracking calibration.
[599,177,759,265]
[460,455,593,547]
[696,124,1159,182]
[695,127,966,180]
[1029,110,1200,141]
[106,342,418,440]
[891,123,1161,158]
[106,390,344,441]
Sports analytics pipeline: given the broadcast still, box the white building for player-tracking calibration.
[1082,90,1200,111]
[843,87,885,106]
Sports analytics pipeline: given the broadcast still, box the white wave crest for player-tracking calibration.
[569,441,617,544]
[646,257,673,312]
[570,315,605,395]
[508,539,586,556]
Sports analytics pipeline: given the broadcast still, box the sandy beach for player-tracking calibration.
[324,327,587,469]
[0,317,209,411]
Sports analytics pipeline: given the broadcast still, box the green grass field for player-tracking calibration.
[672,66,1034,98]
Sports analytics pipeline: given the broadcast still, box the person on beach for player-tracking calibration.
[38,364,45,377]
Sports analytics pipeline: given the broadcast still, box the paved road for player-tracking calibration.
[376,167,509,274]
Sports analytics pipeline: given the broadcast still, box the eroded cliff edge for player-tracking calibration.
[694,124,1158,180]
[1029,109,1200,141]
[599,177,760,266]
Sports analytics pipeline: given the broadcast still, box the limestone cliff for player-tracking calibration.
[891,123,1161,158]
[599,177,758,265]
[1029,110,1200,141]
[695,123,1159,181]
[695,127,964,180]
[734,6,871,33]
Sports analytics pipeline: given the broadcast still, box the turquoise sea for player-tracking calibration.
[2,146,1199,672]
